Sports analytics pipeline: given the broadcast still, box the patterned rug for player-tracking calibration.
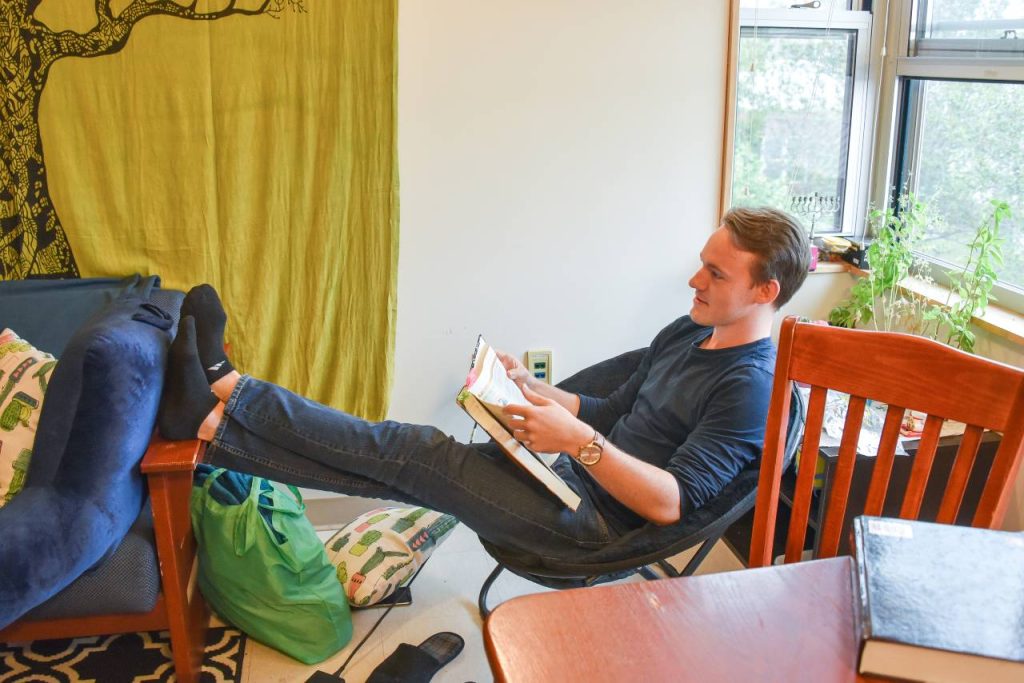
[0,626,246,682]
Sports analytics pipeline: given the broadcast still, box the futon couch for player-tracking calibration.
[0,276,209,683]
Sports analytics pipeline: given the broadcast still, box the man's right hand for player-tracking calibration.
[495,349,531,390]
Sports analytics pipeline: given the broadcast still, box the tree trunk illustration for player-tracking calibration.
[0,0,300,280]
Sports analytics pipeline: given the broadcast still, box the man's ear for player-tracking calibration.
[756,279,781,306]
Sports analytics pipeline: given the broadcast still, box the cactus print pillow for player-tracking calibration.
[0,329,57,507]
[323,506,459,607]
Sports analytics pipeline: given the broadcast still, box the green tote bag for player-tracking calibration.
[191,468,353,664]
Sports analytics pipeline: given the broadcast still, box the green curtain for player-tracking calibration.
[5,0,398,417]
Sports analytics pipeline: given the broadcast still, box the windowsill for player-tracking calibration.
[809,262,849,274]
[837,264,1024,345]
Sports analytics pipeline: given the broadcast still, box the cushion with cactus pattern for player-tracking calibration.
[323,506,458,607]
[0,329,57,508]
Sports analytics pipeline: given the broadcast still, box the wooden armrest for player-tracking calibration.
[141,434,206,475]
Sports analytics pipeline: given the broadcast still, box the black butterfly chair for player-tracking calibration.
[477,348,806,618]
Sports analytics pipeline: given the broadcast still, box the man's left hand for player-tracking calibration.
[502,385,591,454]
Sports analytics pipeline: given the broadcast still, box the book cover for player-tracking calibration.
[853,516,1024,683]
[456,336,581,511]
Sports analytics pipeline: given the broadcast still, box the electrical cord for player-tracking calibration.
[305,555,434,682]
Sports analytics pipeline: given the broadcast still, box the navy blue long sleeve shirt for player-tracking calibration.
[576,316,775,532]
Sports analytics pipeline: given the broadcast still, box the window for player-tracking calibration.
[728,2,873,236]
[883,0,1024,296]
[910,0,1024,56]
[897,80,1024,286]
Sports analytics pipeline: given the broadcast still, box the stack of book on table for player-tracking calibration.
[852,516,1024,683]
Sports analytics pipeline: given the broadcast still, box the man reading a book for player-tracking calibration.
[159,207,809,557]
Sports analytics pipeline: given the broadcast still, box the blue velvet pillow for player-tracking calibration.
[0,285,173,628]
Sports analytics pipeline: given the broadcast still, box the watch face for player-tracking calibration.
[578,445,602,466]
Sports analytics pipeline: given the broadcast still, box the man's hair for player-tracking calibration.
[720,206,810,309]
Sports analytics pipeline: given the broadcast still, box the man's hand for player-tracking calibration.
[495,349,581,416]
[502,385,592,454]
[507,383,682,525]
[495,349,532,391]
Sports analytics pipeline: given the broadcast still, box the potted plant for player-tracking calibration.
[828,193,1011,354]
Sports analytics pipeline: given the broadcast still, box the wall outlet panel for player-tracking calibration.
[526,349,553,385]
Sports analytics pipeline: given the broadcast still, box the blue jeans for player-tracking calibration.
[203,376,615,558]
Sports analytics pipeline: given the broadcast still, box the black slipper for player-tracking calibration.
[366,632,465,683]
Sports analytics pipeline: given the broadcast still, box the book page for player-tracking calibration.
[467,338,527,410]
[464,336,558,459]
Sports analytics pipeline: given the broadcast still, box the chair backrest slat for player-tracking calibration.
[818,395,866,558]
[935,424,984,524]
[975,439,1024,526]
[974,385,1024,527]
[899,414,945,519]
[749,317,1024,569]
[750,322,805,569]
[784,385,827,563]
[862,404,906,516]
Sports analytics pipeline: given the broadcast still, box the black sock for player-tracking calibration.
[159,316,219,441]
[181,283,235,383]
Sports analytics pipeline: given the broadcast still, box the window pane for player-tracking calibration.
[732,27,856,234]
[740,1,853,9]
[901,79,1024,289]
[913,0,1024,57]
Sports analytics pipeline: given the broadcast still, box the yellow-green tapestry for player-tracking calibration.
[1,0,398,418]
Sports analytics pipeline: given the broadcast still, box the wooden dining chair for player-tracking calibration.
[0,282,209,683]
[750,316,1024,568]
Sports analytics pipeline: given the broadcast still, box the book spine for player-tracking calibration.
[457,392,581,511]
[852,518,873,644]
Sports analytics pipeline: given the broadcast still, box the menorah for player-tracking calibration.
[790,192,840,240]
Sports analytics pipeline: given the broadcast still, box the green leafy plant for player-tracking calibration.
[829,196,1011,354]
[828,193,931,333]
[923,200,1010,353]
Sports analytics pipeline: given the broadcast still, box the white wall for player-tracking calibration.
[390,0,729,437]
[334,0,1024,533]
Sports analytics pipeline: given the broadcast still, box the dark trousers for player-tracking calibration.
[204,375,615,558]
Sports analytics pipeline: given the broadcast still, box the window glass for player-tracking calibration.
[913,0,1024,57]
[732,27,857,234]
[899,79,1024,289]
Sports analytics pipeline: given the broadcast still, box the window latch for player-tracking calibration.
[791,1,822,8]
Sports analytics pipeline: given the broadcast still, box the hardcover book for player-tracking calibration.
[456,336,581,511]
[853,516,1024,683]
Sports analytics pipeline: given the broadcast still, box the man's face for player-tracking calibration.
[688,226,769,327]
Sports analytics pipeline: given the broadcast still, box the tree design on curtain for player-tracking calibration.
[0,0,303,280]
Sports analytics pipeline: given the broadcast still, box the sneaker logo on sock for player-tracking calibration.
[207,361,226,372]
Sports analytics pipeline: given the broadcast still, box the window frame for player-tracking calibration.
[871,0,1024,313]
[724,5,875,237]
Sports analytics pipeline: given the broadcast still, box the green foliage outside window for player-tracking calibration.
[732,26,853,231]
[909,80,1023,292]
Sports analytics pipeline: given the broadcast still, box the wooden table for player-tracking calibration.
[485,557,885,683]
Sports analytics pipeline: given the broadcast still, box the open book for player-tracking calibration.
[456,336,581,511]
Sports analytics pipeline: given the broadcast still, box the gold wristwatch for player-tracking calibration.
[576,430,605,466]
